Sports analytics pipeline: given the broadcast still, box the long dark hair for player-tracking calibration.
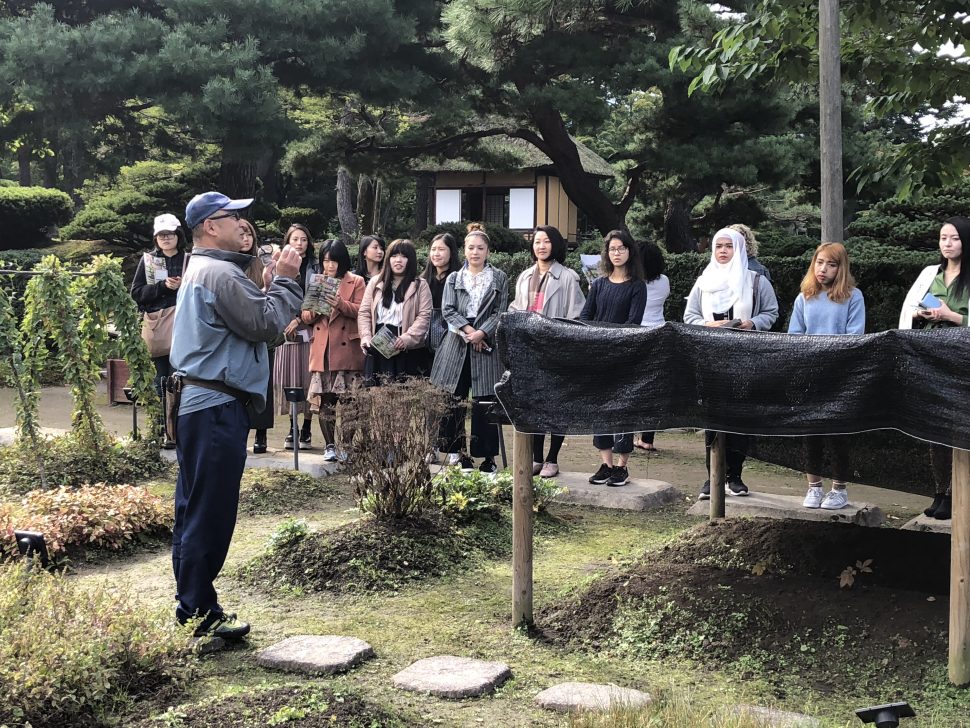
[422,232,460,282]
[318,239,353,277]
[942,216,970,299]
[356,235,385,277]
[283,223,314,261]
[640,241,666,283]
[601,229,643,281]
[380,239,418,308]
[532,225,566,264]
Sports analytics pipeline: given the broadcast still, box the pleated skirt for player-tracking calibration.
[273,340,312,416]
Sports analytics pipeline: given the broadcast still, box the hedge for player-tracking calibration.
[416,221,531,254]
[0,187,74,250]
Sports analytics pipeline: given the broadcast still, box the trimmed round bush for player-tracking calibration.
[0,186,73,249]
[416,221,530,254]
[280,206,326,234]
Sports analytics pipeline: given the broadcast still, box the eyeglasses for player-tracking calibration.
[608,247,628,254]
[208,211,241,222]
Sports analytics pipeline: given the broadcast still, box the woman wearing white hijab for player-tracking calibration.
[684,227,779,500]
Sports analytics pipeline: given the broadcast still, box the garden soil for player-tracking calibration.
[538,518,951,695]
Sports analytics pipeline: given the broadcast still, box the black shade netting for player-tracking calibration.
[494,313,970,496]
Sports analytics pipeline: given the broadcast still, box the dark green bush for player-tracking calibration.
[0,179,18,187]
[846,178,970,250]
[416,221,530,254]
[0,186,74,249]
[279,206,326,234]
[755,229,819,258]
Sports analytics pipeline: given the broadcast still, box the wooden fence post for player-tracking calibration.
[512,430,534,629]
[950,447,970,685]
[709,431,726,520]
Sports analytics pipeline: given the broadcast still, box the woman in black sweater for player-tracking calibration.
[579,229,645,487]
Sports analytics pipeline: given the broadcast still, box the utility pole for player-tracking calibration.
[819,0,843,242]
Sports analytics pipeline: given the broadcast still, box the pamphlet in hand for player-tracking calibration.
[369,325,401,358]
[919,292,943,310]
[302,274,340,316]
[144,253,168,285]
[579,254,601,285]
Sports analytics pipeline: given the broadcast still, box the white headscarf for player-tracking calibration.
[696,228,748,314]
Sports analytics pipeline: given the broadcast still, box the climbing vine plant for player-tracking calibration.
[4,254,160,465]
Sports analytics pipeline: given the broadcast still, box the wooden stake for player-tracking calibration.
[512,429,534,629]
[819,0,844,242]
[710,432,726,520]
[950,447,970,685]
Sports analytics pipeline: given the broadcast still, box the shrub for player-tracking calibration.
[435,468,564,519]
[0,483,172,561]
[755,229,819,258]
[0,562,190,727]
[416,221,530,254]
[0,434,167,497]
[0,186,74,249]
[338,379,450,520]
[279,206,326,234]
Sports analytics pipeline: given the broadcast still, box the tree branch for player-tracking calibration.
[617,162,648,215]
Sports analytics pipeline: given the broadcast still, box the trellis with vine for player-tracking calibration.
[0,254,159,484]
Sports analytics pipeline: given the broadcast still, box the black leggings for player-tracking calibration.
[533,434,564,464]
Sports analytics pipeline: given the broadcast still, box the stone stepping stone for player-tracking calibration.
[687,490,884,527]
[392,655,511,698]
[731,705,820,727]
[901,513,951,534]
[255,635,374,674]
[534,682,652,713]
[552,472,682,511]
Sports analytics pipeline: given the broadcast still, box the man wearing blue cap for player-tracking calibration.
[169,191,303,651]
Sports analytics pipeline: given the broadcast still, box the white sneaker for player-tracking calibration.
[446,453,461,466]
[323,444,338,462]
[803,485,824,509]
[820,488,849,510]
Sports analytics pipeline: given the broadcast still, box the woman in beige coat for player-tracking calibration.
[509,225,585,477]
[359,239,433,383]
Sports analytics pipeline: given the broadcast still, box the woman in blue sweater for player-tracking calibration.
[788,242,865,510]
[580,230,646,487]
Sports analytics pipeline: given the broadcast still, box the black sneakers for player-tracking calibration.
[195,612,251,640]
[607,466,629,487]
[698,480,711,500]
[726,478,749,496]
[479,459,498,474]
[589,464,613,484]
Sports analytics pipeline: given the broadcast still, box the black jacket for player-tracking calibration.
[130,250,187,313]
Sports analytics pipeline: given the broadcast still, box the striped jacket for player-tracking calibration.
[430,265,509,398]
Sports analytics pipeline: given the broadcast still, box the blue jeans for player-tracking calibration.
[172,399,249,622]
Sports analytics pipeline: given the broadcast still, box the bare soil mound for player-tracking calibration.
[539,518,951,697]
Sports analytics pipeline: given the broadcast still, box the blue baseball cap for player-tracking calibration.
[185,191,253,229]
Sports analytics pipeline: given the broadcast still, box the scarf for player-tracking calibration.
[697,228,749,315]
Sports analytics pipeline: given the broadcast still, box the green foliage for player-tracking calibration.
[61,160,217,245]
[0,186,73,249]
[0,562,190,727]
[0,434,166,497]
[846,179,970,250]
[278,206,326,235]
[435,467,564,519]
[267,517,310,551]
[416,222,531,254]
[0,483,171,561]
[754,230,819,258]
[340,379,451,520]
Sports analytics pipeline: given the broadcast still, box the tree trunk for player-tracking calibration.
[218,154,258,198]
[336,166,358,243]
[257,148,282,204]
[663,197,697,253]
[17,144,32,186]
[357,175,377,235]
[413,173,433,235]
[525,106,626,236]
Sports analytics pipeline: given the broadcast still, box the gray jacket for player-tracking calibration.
[430,265,509,398]
[170,248,302,410]
[683,270,779,331]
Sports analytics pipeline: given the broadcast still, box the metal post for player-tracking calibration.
[819,0,844,242]
[710,432,726,520]
[290,400,300,472]
[950,447,970,685]
[512,430,534,629]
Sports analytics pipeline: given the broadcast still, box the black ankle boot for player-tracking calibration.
[933,495,952,520]
[924,494,946,518]
[253,429,267,454]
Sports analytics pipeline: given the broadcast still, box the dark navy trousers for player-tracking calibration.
[172,399,249,622]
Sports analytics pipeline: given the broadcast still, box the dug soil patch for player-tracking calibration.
[133,684,418,727]
[539,518,951,697]
[243,512,514,593]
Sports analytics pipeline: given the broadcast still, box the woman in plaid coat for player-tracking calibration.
[431,223,509,472]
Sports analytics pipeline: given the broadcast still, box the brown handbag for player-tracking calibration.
[141,306,175,358]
